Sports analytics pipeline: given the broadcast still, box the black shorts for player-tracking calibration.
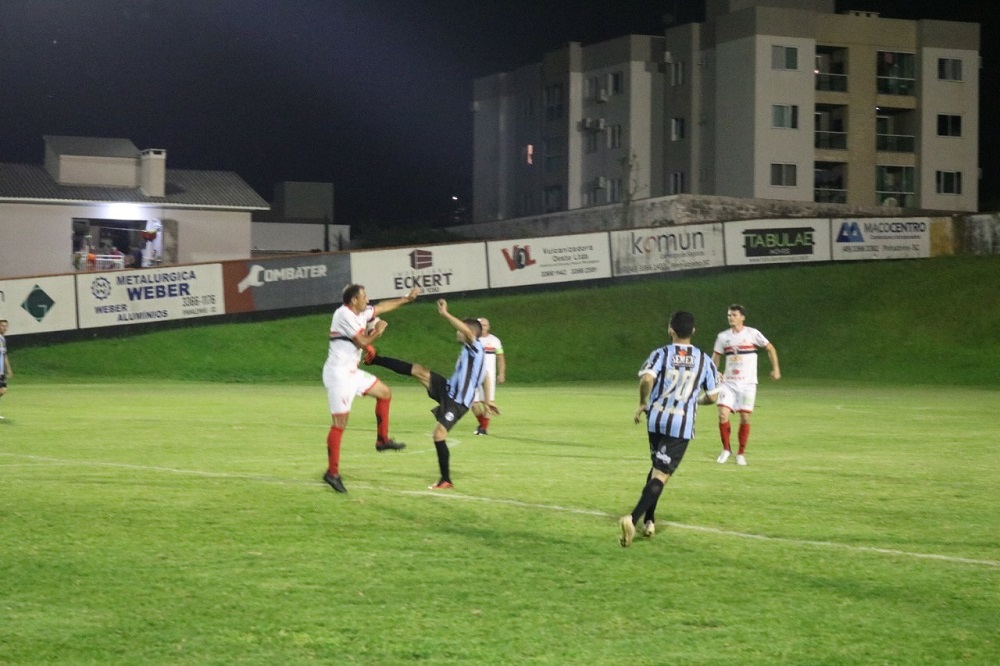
[0,375,6,389]
[647,432,691,474]
[426,371,469,432]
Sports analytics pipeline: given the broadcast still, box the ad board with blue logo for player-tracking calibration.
[831,218,930,260]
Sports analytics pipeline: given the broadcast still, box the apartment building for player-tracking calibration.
[472,0,980,222]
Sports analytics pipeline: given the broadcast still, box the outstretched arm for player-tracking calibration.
[437,299,476,344]
[372,287,420,316]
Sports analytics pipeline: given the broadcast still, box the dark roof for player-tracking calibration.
[0,163,269,210]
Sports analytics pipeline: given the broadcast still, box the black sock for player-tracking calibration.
[631,478,664,525]
[370,355,413,376]
[434,440,450,481]
[642,470,657,524]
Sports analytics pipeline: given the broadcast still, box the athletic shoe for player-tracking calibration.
[474,427,488,436]
[619,516,636,548]
[736,454,748,466]
[375,438,406,451]
[322,471,347,493]
[363,345,377,364]
[428,480,453,490]
[716,450,731,464]
[642,521,656,538]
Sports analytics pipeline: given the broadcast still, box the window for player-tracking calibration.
[876,165,915,206]
[669,61,684,86]
[671,117,686,141]
[670,172,686,194]
[584,131,599,153]
[542,137,564,173]
[608,124,623,149]
[937,114,962,137]
[584,76,600,100]
[772,45,798,70]
[938,58,963,81]
[543,185,563,212]
[770,163,797,187]
[524,144,534,165]
[609,177,623,203]
[936,171,962,194]
[877,51,915,95]
[772,105,799,129]
[543,84,564,120]
[609,71,624,94]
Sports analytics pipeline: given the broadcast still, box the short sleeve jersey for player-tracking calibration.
[639,343,718,440]
[0,333,6,375]
[479,333,503,378]
[448,339,487,408]
[713,326,770,385]
[326,304,375,369]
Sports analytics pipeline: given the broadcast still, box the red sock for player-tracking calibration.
[719,422,732,450]
[478,414,490,430]
[375,398,390,442]
[327,426,344,475]
[738,423,750,455]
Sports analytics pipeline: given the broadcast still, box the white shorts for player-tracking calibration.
[718,382,757,413]
[323,365,378,415]
[474,373,497,403]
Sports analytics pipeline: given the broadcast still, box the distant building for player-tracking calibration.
[472,0,980,223]
[251,181,350,255]
[0,135,268,279]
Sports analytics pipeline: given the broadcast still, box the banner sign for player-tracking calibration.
[0,275,78,334]
[486,232,612,288]
[609,223,725,276]
[222,254,351,313]
[76,264,225,329]
[831,217,931,260]
[724,218,831,266]
[350,243,489,300]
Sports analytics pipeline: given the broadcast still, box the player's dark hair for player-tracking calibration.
[728,304,747,317]
[464,318,483,337]
[669,311,695,338]
[342,284,364,305]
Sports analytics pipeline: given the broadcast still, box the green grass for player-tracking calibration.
[1,381,997,664]
[2,257,999,663]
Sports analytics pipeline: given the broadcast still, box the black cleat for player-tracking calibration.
[375,439,406,451]
[323,471,347,493]
[474,427,488,436]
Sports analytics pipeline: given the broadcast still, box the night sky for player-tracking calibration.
[0,1,995,227]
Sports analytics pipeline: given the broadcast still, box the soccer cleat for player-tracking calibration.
[375,438,406,451]
[474,427,488,436]
[363,345,377,365]
[322,471,347,493]
[717,450,731,464]
[428,480,454,490]
[619,516,636,547]
[642,521,656,538]
[736,454,748,466]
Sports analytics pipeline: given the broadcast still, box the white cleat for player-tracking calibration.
[642,521,656,538]
[736,454,748,466]
[716,450,731,464]
[619,516,636,548]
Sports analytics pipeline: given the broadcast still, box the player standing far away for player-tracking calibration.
[620,310,719,547]
[711,304,781,467]
[0,319,11,420]
[321,284,420,494]
[471,317,505,436]
[367,299,498,490]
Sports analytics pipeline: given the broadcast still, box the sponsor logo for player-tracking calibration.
[237,263,328,293]
[21,285,55,322]
[502,245,537,270]
[392,250,454,292]
[91,277,112,300]
[444,411,456,422]
[410,249,433,269]
[836,222,865,243]
[742,227,815,257]
[630,230,705,255]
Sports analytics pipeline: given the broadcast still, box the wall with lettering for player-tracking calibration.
[723,218,832,266]
[609,223,725,276]
[0,275,78,334]
[350,243,489,300]
[486,233,612,288]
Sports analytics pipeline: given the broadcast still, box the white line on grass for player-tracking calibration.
[3,451,998,569]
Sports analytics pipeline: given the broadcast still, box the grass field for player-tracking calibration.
[2,379,998,663]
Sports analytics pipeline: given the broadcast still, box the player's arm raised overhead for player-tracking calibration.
[437,299,476,344]
[372,287,420,317]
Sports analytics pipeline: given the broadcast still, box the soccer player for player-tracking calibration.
[368,299,498,489]
[711,304,781,466]
[0,319,11,419]
[321,284,420,494]
[471,317,505,435]
[620,310,719,547]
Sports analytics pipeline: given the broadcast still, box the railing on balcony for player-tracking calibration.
[876,133,915,153]
[815,131,847,150]
[814,188,847,204]
[815,73,847,92]
[876,191,916,208]
[876,76,915,96]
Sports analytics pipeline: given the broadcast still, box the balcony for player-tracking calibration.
[876,76,915,96]
[814,188,847,204]
[876,133,915,153]
[815,73,847,92]
[815,131,847,150]
[876,191,916,208]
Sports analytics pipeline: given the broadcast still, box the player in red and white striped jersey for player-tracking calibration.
[711,304,780,466]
